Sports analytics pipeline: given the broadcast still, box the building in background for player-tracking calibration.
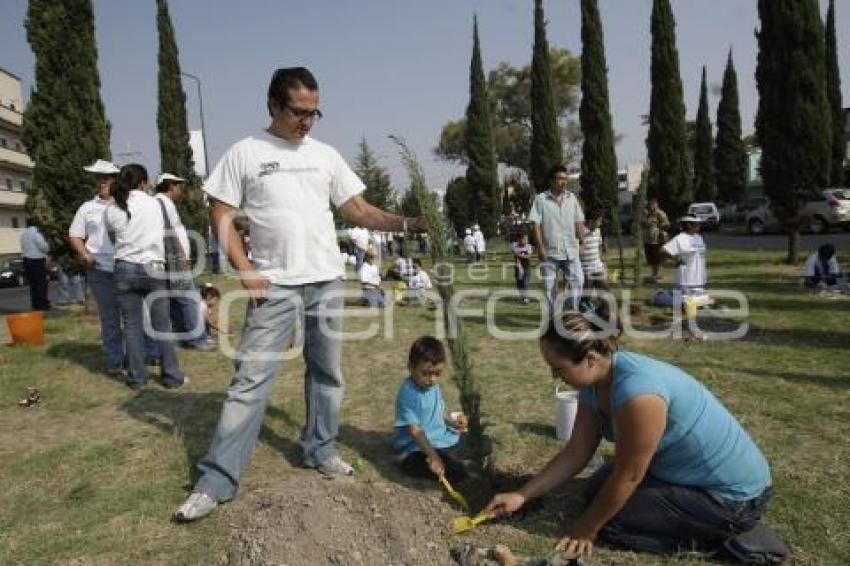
[0,67,32,259]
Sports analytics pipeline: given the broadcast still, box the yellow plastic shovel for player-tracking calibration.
[438,474,469,510]
[452,511,494,534]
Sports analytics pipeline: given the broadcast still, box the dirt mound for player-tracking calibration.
[226,473,460,566]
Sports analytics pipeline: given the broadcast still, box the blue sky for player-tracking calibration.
[1,0,848,193]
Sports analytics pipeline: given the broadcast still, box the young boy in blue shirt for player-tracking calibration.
[394,336,469,484]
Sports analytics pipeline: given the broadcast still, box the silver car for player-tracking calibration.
[745,189,850,234]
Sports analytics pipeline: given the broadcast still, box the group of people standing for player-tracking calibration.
[66,159,216,388]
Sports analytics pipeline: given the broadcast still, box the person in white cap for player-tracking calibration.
[69,159,125,375]
[661,215,708,310]
[472,223,486,262]
[154,173,213,351]
[463,227,476,263]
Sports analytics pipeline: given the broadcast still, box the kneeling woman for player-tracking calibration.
[486,312,776,560]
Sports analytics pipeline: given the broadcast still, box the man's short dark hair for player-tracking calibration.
[267,67,319,117]
[408,336,446,366]
[549,165,568,180]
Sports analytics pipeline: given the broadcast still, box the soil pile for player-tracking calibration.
[226,473,459,566]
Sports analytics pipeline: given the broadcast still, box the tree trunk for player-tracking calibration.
[786,229,799,265]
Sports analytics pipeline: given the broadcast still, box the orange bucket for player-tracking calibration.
[6,311,45,346]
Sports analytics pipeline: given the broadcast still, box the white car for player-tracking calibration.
[687,202,721,230]
[746,189,850,234]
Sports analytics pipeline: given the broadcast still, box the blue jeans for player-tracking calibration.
[195,278,345,501]
[541,257,584,311]
[113,260,184,387]
[169,288,206,347]
[58,267,86,303]
[87,267,125,370]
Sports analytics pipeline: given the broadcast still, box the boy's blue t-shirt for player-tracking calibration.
[393,377,459,456]
[579,351,771,502]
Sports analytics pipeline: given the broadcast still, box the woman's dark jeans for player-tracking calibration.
[584,463,771,555]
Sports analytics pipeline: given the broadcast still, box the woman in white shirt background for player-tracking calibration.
[104,164,185,390]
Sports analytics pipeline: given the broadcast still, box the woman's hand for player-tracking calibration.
[484,492,526,518]
[554,532,595,558]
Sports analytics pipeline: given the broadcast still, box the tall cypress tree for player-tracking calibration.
[22,0,111,270]
[825,0,844,186]
[444,177,470,239]
[579,0,624,276]
[156,0,208,244]
[646,0,691,217]
[693,66,715,202]
[714,50,747,206]
[756,0,830,263]
[530,0,563,192]
[464,16,500,238]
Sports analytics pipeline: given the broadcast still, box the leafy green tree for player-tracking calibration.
[22,0,111,271]
[646,0,691,217]
[714,50,747,206]
[825,0,845,186]
[156,0,208,246]
[756,0,831,263]
[435,47,581,174]
[693,66,715,202]
[464,16,500,237]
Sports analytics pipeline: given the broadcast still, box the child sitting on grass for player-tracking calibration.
[199,284,228,342]
[394,336,469,484]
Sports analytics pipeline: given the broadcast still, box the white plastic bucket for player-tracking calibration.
[554,386,579,441]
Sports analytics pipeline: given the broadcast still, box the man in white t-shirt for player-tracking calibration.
[69,159,125,374]
[463,228,475,262]
[358,249,384,307]
[176,67,425,522]
[349,226,370,273]
[662,215,708,308]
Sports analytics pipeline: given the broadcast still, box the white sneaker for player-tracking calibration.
[316,455,354,477]
[173,491,217,522]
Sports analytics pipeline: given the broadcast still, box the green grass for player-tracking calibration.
[1,246,848,564]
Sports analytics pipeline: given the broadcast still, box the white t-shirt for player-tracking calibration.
[104,190,166,264]
[409,269,432,290]
[802,253,841,277]
[350,226,370,251]
[20,226,50,259]
[203,131,365,285]
[463,235,475,252]
[663,232,707,288]
[69,197,116,271]
[580,228,605,275]
[155,193,191,258]
[359,262,381,286]
[473,230,486,252]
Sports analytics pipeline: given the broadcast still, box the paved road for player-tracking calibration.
[0,282,62,315]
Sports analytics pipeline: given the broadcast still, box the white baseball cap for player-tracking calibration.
[679,215,702,223]
[156,173,186,185]
[83,159,120,175]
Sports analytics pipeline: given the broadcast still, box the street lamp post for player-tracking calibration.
[180,71,210,178]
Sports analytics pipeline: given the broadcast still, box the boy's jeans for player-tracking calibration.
[195,278,345,502]
[541,257,584,312]
[113,260,184,387]
[87,267,125,370]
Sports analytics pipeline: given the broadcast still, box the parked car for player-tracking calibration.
[0,258,26,288]
[687,202,721,230]
[746,189,850,234]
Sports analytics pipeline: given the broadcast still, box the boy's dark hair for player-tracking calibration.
[587,209,605,222]
[200,284,221,300]
[267,67,319,117]
[818,243,836,260]
[408,336,446,366]
[549,164,568,180]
